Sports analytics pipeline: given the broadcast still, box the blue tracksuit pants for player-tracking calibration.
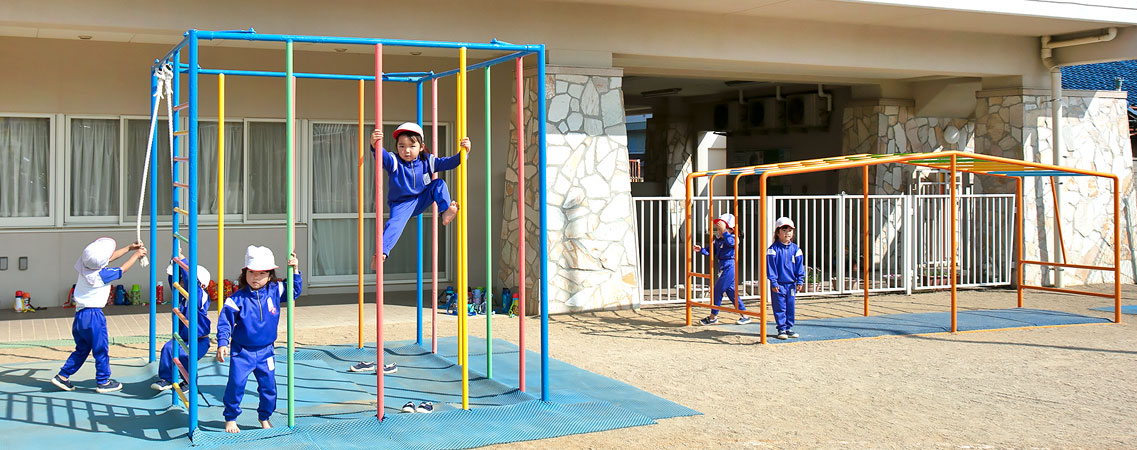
[771,282,797,331]
[382,178,451,256]
[158,337,211,382]
[711,265,745,315]
[59,308,111,384]
[223,343,277,422]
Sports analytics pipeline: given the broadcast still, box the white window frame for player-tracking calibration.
[0,112,56,228]
[64,115,123,225]
[306,119,455,286]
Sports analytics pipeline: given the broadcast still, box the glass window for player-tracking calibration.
[0,117,50,218]
[70,118,119,217]
[247,121,287,218]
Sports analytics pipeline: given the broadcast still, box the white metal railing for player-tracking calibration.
[634,193,1015,305]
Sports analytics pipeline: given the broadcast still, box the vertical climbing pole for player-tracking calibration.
[485,65,493,378]
[285,39,296,428]
[357,79,365,349]
[538,45,550,402]
[431,79,439,354]
[217,73,225,315]
[515,56,526,392]
[863,165,869,316]
[949,154,958,332]
[416,81,424,347]
[374,43,385,421]
[458,46,470,410]
[169,47,182,408]
[187,29,201,435]
[148,70,158,363]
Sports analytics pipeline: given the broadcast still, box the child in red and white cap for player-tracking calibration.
[767,217,805,339]
[370,123,471,263]
[693,213,750,325]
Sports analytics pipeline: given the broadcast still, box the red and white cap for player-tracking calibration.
[392,122,425,140]
[775,217,795,229]
[714,213,736,229]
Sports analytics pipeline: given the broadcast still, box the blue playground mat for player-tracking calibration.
[729,308,1110,342]
[0,336,698,449]
[1090,305,1137,315]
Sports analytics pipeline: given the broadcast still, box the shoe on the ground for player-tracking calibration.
[96,379,123,393]
[415,401,434,413]
[349,361,377,372]
[787,329,800,338]
[52,374,75,391]
[151,379,174,391]
[699,316,719,325]
[736,316,751,325]
[401,401,416,413]
[177,380,189,392]
[776,332,789,340]
[383,363,397,374]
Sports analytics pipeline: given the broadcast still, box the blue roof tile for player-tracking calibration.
[1061,60,1137,108]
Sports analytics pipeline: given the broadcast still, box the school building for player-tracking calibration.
[1,0,1136,313]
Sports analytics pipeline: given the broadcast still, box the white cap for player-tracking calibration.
[775,217,795,229]
[167,260,211,286]
[244,245,278,271]
[392,122,425,140]
[715,213,736,229]
[75,237,116,286]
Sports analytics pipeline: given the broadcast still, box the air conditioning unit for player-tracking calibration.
[785,94,816,127]
[746,98,778,129]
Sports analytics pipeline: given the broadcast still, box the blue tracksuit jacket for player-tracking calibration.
[698,231,743,314]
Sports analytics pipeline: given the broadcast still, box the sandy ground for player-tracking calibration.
[2,284,1135,449]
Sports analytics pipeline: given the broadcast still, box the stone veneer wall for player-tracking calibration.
[842,99,976,194]
[498,66,642,314]
[974,89,1136,285]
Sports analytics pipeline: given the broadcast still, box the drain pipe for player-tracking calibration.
[1041,27,1118,287]
[817,84,832,111]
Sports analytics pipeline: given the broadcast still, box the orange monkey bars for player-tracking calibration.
[684,151,1123,344]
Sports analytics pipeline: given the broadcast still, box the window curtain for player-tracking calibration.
[198,122,244,214]
[124,119,171,222]
[312,123,376,214]
[70,119,119,217]
[247,122,286,217]
[0,117,50,218]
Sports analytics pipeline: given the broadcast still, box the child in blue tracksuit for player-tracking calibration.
[767,217,805,339]
[216,246,302,433]
[53,237,146,393]
[370,122,471,263]
[694,213,750,326]
[150,258,212,392]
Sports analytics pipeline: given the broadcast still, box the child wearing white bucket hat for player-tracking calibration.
[150,257,213,392]
[216,245,301,433]
[768,217,805,339]
[369,123,471,265]
[52,237,146,394]
[693,212,751,325]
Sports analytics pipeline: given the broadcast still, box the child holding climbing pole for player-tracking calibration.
[767,217,805,339]
[52,237,146,393]
[694,213,750,326]
[150,256,212,392]
[216,246,302,433]
[370,123,471,265]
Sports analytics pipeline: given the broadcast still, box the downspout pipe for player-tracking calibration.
[1040,27,1117,288]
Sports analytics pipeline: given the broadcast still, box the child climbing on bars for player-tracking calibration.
[693,213,750,326]
[370,123,471,266]
[53,238,146,393]
[150,257,212,392]
[767,217,805,339]
[216,246,302,433]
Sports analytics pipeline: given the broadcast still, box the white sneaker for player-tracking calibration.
[776,332,789,340]
[401,401,416,413]
[736,316,751,325]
